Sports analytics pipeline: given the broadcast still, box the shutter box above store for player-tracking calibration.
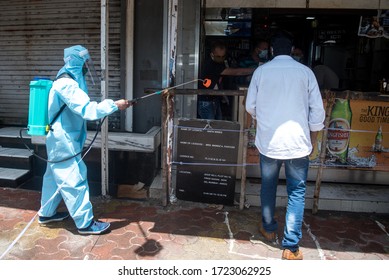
[205,0,388,9]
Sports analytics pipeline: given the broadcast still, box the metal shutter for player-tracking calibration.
[0,0,122,129]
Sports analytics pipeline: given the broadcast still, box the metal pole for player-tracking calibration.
[239,111,248,210]
[101,0,109,196]
[313,90,335,214]
[125,0,134,132]
[166,91,175,204]
[161,91,168,206]
[161,90,175,206]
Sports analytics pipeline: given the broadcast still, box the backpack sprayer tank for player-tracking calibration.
[27,78,53,136]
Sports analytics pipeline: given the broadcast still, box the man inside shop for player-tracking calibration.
[237,39,270,86]
[197,40,228,120]
[239,39,270,68]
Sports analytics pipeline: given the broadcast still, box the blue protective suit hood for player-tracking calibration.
[56,45,90,93]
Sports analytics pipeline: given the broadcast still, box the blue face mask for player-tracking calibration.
[258,49,268,60]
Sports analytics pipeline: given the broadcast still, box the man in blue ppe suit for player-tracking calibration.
[38,45,131,235]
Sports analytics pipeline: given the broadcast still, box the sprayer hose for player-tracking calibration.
[19,117,106,164]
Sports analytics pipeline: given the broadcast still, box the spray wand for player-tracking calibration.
[127,78,211,104]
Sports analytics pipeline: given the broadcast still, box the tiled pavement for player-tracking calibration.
[0,187,388,260]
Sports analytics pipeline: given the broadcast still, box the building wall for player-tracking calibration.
[0,0,122,129]
[174,0,201,119]
[132,0,164,133]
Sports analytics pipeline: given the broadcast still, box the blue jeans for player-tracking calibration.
[259,153,309,252]
[197,100,222,120]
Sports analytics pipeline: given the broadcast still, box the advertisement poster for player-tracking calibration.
[311,98,389,171]
[247,98,389,171]
[358,10,389,39]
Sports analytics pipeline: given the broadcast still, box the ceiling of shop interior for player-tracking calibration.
[205,8,376,39]
[205,0,388,10]
[205,8,376,24]
[254,8,374,28]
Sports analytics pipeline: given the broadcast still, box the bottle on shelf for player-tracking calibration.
[380,78,387,94]
[386,79,389,94]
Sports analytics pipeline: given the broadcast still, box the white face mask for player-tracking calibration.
[292,55,303,62]
[258,49,268,60]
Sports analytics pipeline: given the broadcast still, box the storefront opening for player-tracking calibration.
[202,8,389,92]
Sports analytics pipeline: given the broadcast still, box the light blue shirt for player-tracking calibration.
[245,55,325,159]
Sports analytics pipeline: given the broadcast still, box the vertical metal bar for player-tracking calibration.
[166,91,175,204]
[101,0,109,196]
[161,91,168,206]
[313,90,335,214]
[240,111,248,210]
[125,0,134,132]
[161,89,175,206]
[162,0,170,88]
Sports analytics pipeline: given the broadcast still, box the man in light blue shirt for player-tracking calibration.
[246,31,325,260]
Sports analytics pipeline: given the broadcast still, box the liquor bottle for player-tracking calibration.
[374,126,383,152]
[380,78,387,94]
[385,79,389,94]
[327,98,352,164]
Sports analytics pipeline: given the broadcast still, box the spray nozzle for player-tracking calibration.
[202,78,211,88]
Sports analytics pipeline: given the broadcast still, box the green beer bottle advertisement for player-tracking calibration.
[327,98,352,163]
[374,126,383,152]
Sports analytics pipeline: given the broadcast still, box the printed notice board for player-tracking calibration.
[175,119,240,205]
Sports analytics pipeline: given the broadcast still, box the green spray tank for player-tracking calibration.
[27,77,53,136]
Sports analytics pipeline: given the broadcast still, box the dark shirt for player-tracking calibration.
[198,58,226,101]
[237,56,263,86]
[239,56,259,68]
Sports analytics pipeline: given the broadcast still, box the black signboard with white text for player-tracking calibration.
[175,119,240,205]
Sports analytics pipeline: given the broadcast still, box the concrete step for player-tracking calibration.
[0,167,31,188]
[239,179,389,214]
[0,127,31,149]
[149,173,389,214]
[0,147,32,169]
